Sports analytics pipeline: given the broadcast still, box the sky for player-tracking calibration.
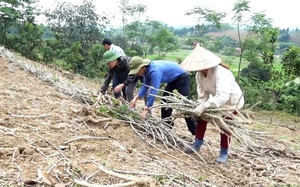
[37,0,299,29]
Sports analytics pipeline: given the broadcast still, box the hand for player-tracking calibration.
[193,104,206,116]
[130,98,137,108]
[141,110,148,119]
[113,84,125,93]
[141,106,149,119]
[130,95,140,108]
[93,93,106,107]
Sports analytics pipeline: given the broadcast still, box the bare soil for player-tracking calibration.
[0,54,299,187]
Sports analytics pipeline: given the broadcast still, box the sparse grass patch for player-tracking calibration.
[277,134,290,141]
[251,123,266,131]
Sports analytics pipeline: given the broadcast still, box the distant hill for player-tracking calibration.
[290,33,300,46]
[205,29,300,46]
[205,29,247,41]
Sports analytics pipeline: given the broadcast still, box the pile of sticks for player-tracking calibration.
[0,46,93,105]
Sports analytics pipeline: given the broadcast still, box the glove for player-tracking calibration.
[193,103,206,116]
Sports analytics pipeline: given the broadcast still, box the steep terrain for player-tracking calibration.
[0,49,299,186]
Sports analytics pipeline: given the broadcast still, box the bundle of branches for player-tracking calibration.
[0,46,93,105]
[94,94,209,163]
[148,88,258,150]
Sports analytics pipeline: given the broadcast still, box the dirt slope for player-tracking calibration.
[0,52,299,186]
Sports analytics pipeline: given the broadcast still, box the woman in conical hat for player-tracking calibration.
[181,44,244,163]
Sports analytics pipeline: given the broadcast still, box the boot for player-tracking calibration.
[185,139,203,154]
[216,147,228,163]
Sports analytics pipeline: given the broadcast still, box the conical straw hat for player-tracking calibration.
[181,43,221,71]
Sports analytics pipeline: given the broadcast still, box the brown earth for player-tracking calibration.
[0,51,299,187]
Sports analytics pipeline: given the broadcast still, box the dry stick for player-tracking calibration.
[35,133,69,161]
[159,103,251,148]
[73,179,143,187]
[0,125,15,135]
[63,136,110,144]
[91,160,151,182]
[112,169,165,176]
[152,93,265,158]
[47,157,64,174]
[129,122,206,164]
[11,147,18,163]
[1,47,94,105]
[8,113,52,118]
[154,159,209,186]
[73,160,153,187]
[105,101,208,163]
[85,168,101,181]
[85,116,111,124]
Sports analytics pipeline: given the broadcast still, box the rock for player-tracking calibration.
[22,148,36,155]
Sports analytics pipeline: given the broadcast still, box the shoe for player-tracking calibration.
[185,139,204,154]
[216,147,228,163]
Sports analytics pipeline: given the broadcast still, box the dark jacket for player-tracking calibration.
[100,56,139,94]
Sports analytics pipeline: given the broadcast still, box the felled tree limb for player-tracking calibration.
[73,160,156,187]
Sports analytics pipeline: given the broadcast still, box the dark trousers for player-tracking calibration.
[195,111,237,148]
[113,73,127,99]
[113,74,148,104]
[161,73,196,135]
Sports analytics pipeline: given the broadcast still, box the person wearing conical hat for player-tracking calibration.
[128,56,196,135]
[181,44,244,163]
[95,51,147,106]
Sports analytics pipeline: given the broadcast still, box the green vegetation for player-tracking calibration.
[1,0,300,117]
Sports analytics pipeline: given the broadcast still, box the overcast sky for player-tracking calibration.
[38,0,299,29]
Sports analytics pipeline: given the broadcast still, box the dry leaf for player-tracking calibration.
[37,169,56,185]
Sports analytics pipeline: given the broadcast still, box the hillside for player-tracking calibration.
[0,47,299,186]
[205,29,300,46]
[205,30,246,41]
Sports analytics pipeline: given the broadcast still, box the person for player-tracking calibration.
[128,56,196,136]
[102,38,125,56]
[181,44,244,163]
[95,51,147,107]
[96,51,138,103]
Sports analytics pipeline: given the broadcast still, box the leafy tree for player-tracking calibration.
[85,43,106,78]
[281,45,300,78]
[277,82,300,116]
[257,27,280,66]
[149,26,179,58]
[44,0,110,75]
[185,7,227,37]
[45,0,108,52]
[117,0,147,40]
[232,0,273,82]
[239,77,274,110]
[125,20,178,57]
[11,22,43,60]
[118,0,129,37]
[0,0,41,56]
[278,28,290,43]
[241,61,271,82]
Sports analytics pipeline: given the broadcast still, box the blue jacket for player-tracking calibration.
[138,60,186,107]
